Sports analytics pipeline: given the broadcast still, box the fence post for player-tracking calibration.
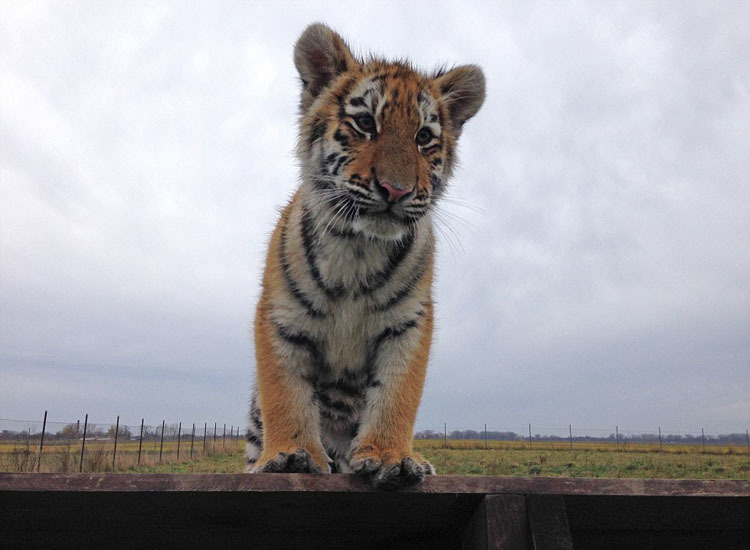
[223,423,226,452]
[137,419,144,466]
[191,423,195,460]
[177,422,182,460]
[615,426,619,451]
[528,424,532,449]
[569,424,573,450]
[37,410,48,472]
[203,423,207,455]
[112,415,119,470]
[159,420,165,463]
[658,427,662,451]
[213,422,217,454]
[79,414,88,473]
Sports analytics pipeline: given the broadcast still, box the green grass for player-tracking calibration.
[128,444,750,479]
[3,439,748,479]
[417,447,750,479]
[126,450,246,473]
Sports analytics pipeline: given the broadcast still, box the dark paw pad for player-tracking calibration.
[350,456,382,476]
[368,457,426,490]
[260,449,323,474]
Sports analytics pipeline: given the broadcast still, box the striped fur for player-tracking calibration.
[248,23,484,487]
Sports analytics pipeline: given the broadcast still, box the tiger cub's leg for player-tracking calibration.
[251,304,330,474]
[244,389,264,472]
[350,305,435,488]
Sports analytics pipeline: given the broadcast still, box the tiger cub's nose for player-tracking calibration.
[376,181,414,203]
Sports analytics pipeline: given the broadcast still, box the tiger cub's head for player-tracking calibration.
[295,23,485,240]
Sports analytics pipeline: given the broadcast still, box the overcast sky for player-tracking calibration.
[1,1,748,436]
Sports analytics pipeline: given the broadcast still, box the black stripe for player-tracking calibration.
[358,230,415,295]
[349,96,366,107]
[328,225,358,239]
[317,379,364,398]
[372,318,419,349]
[332,154,349,175]
[363,317,420,386]
[246,432,261,445]
[249,398,263,432]
[251,413,263,432]
[273,322,328,373]
[308,119,326,151]
[333,129,349,147]
[320,408,349,421]
[300,208,345,299]
[346,185,377,201]
[323,152,338,171]
[317,391,357,413]
[279,212,326,318]
[371,246,430,312]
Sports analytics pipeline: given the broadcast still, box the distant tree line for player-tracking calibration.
[413,429,750,446]
[0,423,190,441]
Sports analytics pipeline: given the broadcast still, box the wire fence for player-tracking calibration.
[415,423,750,454]
[3,414,749,474]
[0,413,244,473]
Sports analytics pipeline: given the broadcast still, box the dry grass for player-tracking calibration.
[415,438,750,456]
[0,438,245,473]
[2,439,748,479]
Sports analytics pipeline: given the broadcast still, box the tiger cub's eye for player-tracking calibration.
[415,127,433,146]
[355,114,376,133]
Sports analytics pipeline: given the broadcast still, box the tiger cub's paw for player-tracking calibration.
[252,448,330,474]
[350,447,435,489]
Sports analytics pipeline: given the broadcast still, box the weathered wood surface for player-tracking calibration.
[462,495,528,550]
[1,472,748,496]
[526,495,573,550]
[1,474,748,549]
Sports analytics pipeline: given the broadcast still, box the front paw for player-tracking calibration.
[252,448,330,474]
[350,447,435,489]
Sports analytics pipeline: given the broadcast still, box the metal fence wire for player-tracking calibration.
[2,414,748,473]
[0,413,244,473]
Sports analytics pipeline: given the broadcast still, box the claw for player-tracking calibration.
[255,449,326,474]
[400,457,425,485]
[351,456,382,476]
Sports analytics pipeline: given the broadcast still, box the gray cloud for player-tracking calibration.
[1,2,748,433]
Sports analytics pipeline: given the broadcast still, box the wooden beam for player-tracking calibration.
[1,473,748,497]
[463,495,528,550]
[526,495,573,550]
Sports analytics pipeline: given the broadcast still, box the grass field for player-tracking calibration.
[2,439,748,479]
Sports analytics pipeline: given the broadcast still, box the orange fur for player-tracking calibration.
[248,24,484,484]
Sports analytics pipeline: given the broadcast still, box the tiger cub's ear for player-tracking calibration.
[434,65,486,136]
[294,23,358,112]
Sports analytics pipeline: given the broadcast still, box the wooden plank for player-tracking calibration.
[0,487,482,549]
[1,473,748,497]
[565,495,750,531]
[462,495,528,550]
[526,495,573,550]
[1,474,748,549]
[565,495,750,549]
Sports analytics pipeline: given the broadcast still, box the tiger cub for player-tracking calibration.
[247,23,485,488]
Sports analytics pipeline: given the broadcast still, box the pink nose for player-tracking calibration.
[377,181,413,203]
